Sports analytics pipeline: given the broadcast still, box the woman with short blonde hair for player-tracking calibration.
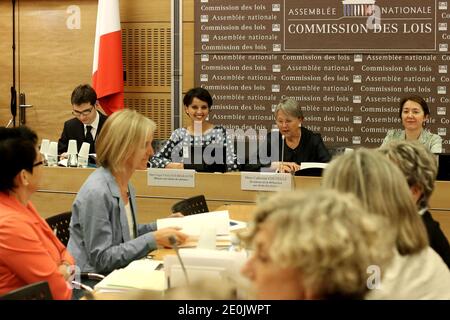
[240,189,395,299]
[322,149,450,299]
[68,110,187,281]
[96,109,156,172]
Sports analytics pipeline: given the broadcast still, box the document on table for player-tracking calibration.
[94,259,166,291]
[156,210,230,236]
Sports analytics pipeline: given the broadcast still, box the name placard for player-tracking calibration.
[241,172,292,191]
[147,169,195,188]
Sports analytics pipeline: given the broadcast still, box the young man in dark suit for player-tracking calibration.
[58,84,107,157]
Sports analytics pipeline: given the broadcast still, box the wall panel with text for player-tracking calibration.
[194,0,450,150]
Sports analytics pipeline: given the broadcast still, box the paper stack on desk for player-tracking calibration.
[94,259,167,292]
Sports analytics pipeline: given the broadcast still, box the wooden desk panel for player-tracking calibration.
[33,168,450,237]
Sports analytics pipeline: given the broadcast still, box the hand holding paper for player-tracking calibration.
[157,211,230,236]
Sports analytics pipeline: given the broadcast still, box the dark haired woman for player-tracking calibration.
[0,127,74,299]
[381,95,442,153]
[149,87,238,171]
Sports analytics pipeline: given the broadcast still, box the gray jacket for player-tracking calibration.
[67,167,157,274]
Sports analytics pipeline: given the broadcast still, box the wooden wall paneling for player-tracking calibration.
[183,0,194,22]
[0,0,13,126]
[18,0,96,142]
[429,210,450,241]
[31,192,77,219]
[124,92,171,139]
[429,181,450,209]
[120,0,170,22]
[182,22,194,93]
[122,22,171,92]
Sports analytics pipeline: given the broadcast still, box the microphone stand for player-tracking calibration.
[279,135,285,173]
[169,235,190,285]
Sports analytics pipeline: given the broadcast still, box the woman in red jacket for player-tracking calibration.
[0,126,74,300]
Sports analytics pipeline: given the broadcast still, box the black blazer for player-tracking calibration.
[262,127,331,166]
[57,111,107,154]
[422,210,450,269]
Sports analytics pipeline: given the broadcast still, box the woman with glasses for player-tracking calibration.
[57,84,108,156]
[0,126,74,300]
[381,95,442,153]
[259,98,330,174]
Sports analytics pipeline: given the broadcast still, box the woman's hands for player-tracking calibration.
[165,162,184,169]
[153,227,189,248]
[271,161,301,173]
[57,261,74,281]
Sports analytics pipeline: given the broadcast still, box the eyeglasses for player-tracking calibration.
[33,161,44,167]
[72,106,94,117]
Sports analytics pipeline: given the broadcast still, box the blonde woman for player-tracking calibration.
[322,149,450,299]
[240,189,395,299]
[379,141,450,268]
[68,110,188,277]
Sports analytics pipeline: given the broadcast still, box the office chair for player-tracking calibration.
[45,211,105,294]
[151,139,168,154]
[0,281,52,300]
[171,195,209,215]
[46,211,72,246]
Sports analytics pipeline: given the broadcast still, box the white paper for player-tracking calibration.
[299,162,328,170]
[147,168,195,188]
[126,259,162,272]
[156,210,230,236]
[94,269,167,291]
[229,219,247,231]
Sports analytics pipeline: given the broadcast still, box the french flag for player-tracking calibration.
[92,0,124,115]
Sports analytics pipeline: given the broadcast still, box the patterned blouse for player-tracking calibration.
[149,126,239,171]
[381,129,442,153]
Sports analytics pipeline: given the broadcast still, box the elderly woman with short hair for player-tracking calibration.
[379,140,450,268]
[240,189,395,299]
[68,109,188,277]
[260,98,330,173]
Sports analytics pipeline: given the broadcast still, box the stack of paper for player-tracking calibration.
[94,259,167,292]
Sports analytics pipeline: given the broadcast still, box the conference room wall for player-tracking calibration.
[0,0,194,142]
[0,1,14,127]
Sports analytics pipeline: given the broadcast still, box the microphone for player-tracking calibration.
[279,135,285,173]
[168,235,190,285]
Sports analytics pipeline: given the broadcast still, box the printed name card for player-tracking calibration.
[147,168,195,188]
[240,172,292,192]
